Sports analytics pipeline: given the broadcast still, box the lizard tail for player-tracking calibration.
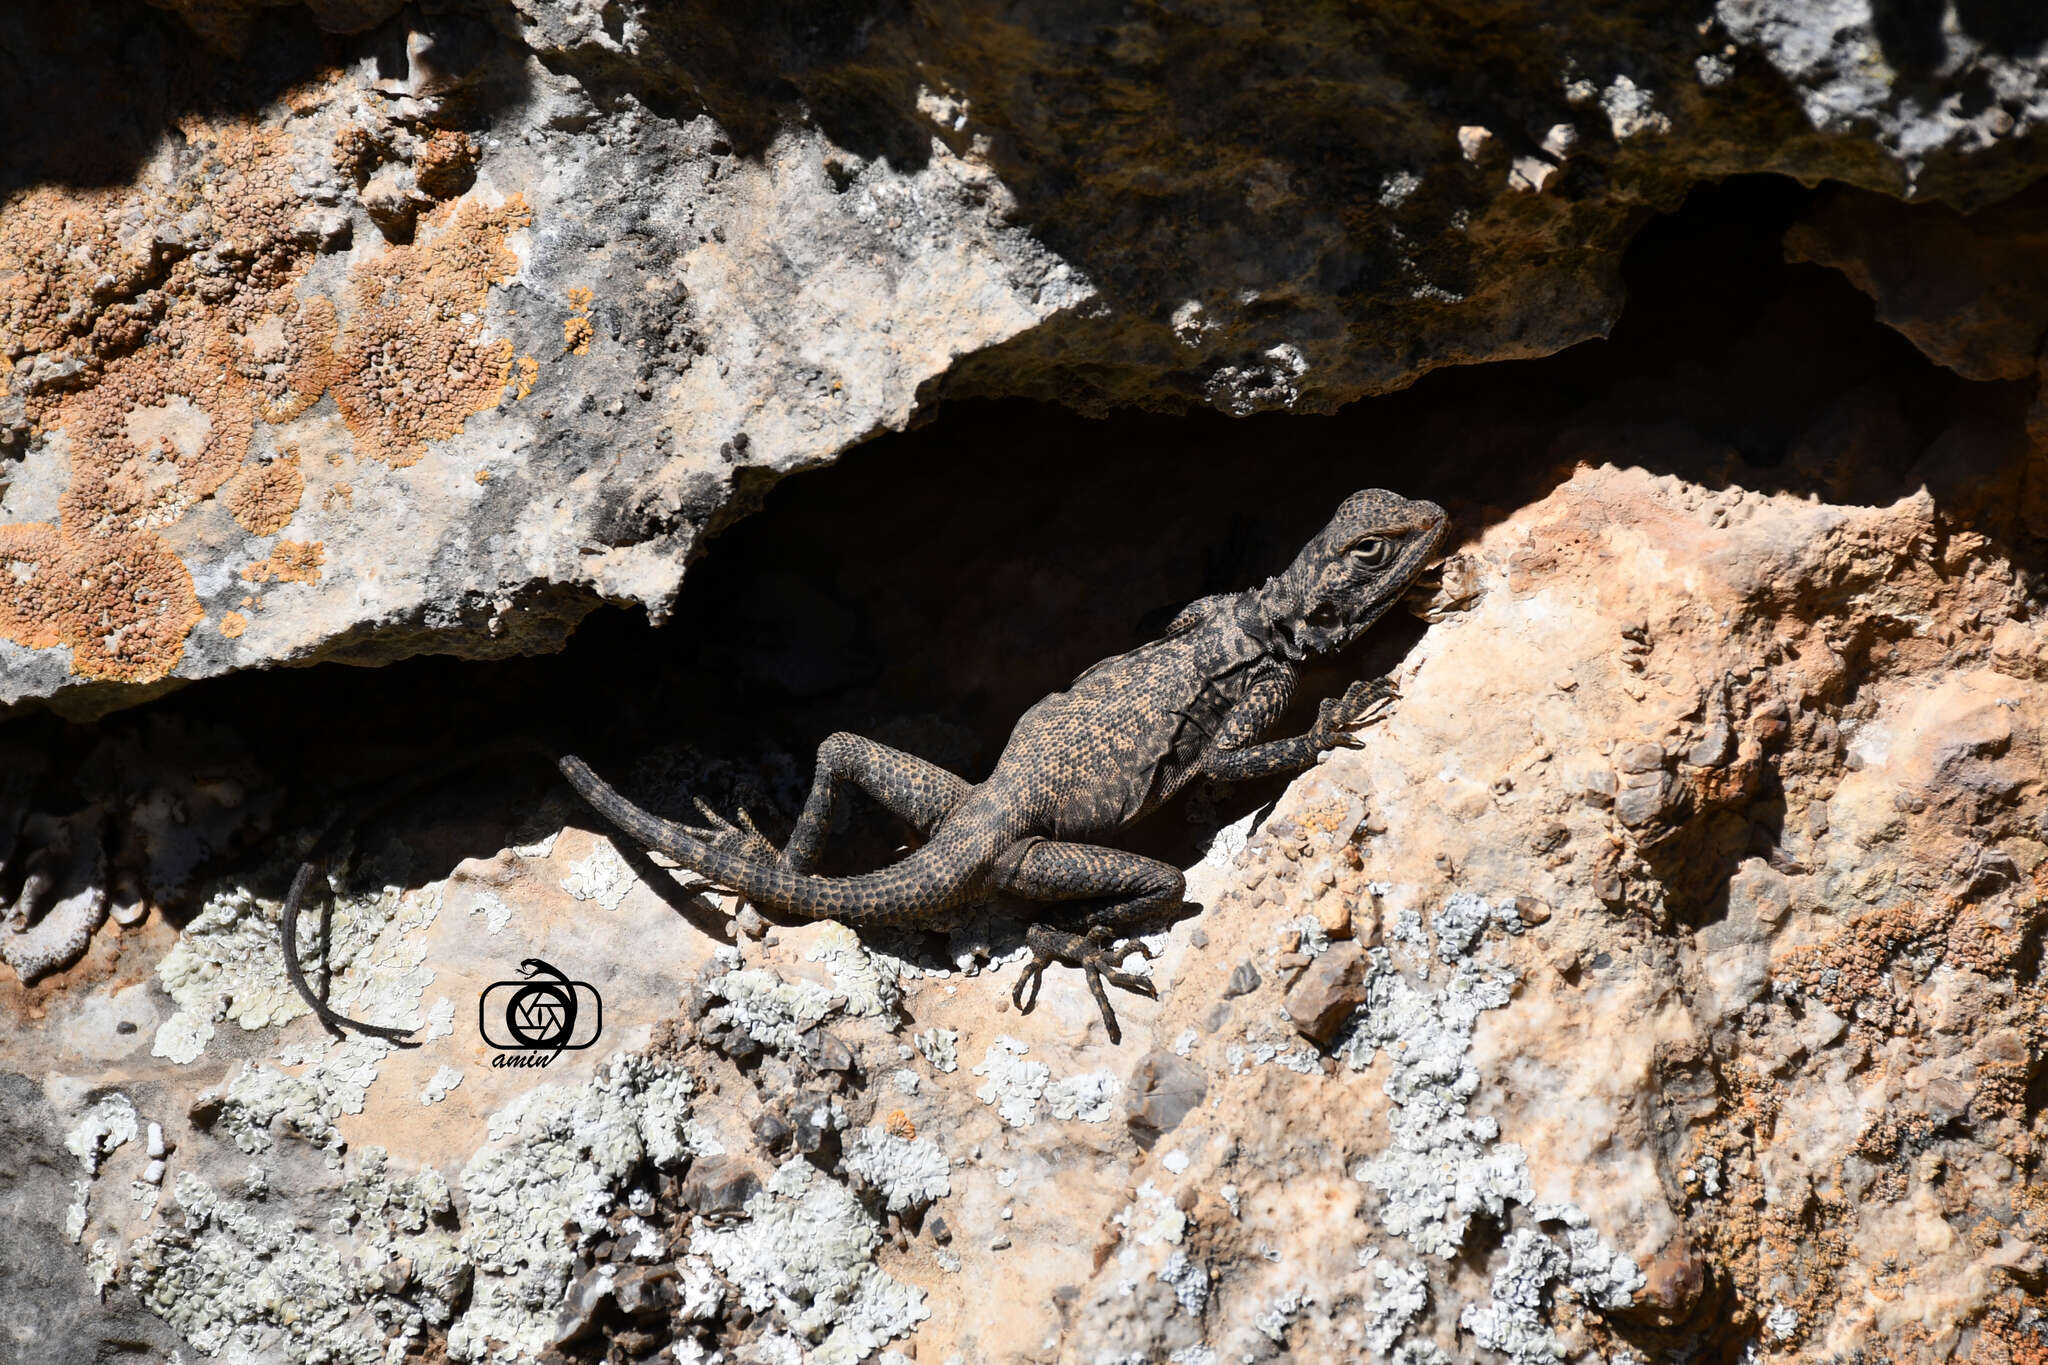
[558,754,998,925]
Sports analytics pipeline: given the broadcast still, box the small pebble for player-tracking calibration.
[735,906,769,939]
[1222,962,1262,998]
[146,1122,166,1159]
[143,1159,166,1186]
[989,1233,1012,1251]
[1188,928,1209,948]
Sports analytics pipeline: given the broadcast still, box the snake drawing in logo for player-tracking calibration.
[503,957,581,1053]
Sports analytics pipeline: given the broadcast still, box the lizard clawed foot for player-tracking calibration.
[1311,677,1400,751]
[683,797,778,862]
[1012,923,1157,1045]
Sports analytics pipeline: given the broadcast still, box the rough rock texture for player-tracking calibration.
[7,403,2048,1362]
[5,3,2048,1364]
[4,0,2048,711]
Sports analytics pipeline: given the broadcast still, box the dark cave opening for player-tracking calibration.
[0,170,2034,914]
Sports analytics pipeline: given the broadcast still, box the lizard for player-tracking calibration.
[284,488,1446,1044]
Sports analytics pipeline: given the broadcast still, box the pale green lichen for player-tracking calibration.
[448,1052,702,1364]
[971,1036,1048,1128]
[154,869,442,1063]
[841,1126,950,1213]
[128,1154,466,1365]
[804,922,901,1018]
[691,1158,927,1364]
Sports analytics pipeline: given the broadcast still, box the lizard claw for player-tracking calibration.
[1313,677,1400,750]
[684,797,778,861]
[1014,924,1156,1044]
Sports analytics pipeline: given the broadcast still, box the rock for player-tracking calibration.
[5,0,2048,714]
[678,1157,761,1218]
[1221,962,1261,999]
[552,1265,617,1348]
[1280,940,1370,1047]
[800,1028,855,1074]
[610,1265,678,1319]
[1123,1050,1208,1150]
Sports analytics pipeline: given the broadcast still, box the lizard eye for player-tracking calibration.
[1351,537,1393,567]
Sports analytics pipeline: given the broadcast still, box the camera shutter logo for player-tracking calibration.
[480,958,601,1066]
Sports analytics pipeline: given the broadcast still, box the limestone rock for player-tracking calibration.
[5,0,2048,712]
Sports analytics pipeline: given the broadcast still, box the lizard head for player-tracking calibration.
[1256,489,1448,660]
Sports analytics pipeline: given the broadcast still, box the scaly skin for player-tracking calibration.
[289,490,1446,1043]
[562,488,1448,1042]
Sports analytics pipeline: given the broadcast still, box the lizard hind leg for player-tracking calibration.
[992,840,1186,1044]
[783,733,973,873]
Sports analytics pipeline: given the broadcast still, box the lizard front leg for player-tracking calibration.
[1202,676,1398,783]
[990,839,1185,1043]
[783,733,973,873]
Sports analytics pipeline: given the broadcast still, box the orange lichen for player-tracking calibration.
[326,195,529,468]
[513,353,539,399]
[54,347,253,535]
[563,286,593,354]
[474,468,492,484]
[241,540,324,585]
[414,130,479,199]
[218,611,247,638]
[219,452,304,535]
[0,97,534,685]
[0,523,201,682]
[884,1109,916,1140]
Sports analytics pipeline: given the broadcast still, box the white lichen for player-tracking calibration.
[806,921,902,1017]
[468,891,514,934]
[972,1036,1050,1127]
[1348,892,1643,1350]
[914,1027,959,1073]
[1159,1249,1211,1314]
[127,1155,465,1365]
[1459,1228,1569,1365]
[560,841,635,909]
[155,873,440,1063]
[1364,1257,1429,1355]
[1045,1071,1120,1122]
[420,1065,464,1105]
[841,1126,951,1213]
[691,1158,928,1365]
[66,1093,138,1174]
[705,967,840,1053]
[448,1051,702,1363]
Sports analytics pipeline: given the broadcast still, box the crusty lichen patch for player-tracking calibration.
[562,285,594,355]
[327,196,530,468]
[0,100,533,683]
[0,522,201,682]
[241,539,324,585]
[219,452,304,535]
